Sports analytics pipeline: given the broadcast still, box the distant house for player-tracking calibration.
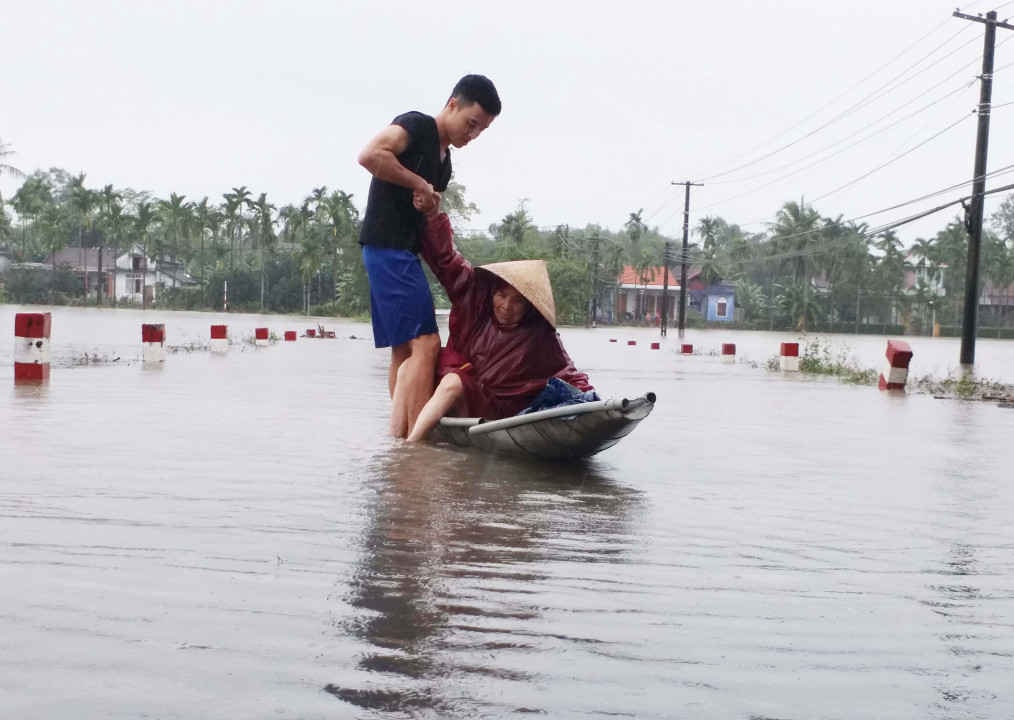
[614,265,682,324]
[612,265,742,326]
[45,245,196,304]
[613,265,737,324]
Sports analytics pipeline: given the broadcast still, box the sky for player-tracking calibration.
[4,0,1014,247]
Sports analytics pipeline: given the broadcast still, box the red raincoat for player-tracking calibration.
[421,213,594,420]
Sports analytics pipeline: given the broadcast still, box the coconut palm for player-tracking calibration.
[0,138,24,179]
[134,201,157,308]
[222,186,250,270]
[245,192,276,310]
[769,200,821,284]
[11,173,55,260]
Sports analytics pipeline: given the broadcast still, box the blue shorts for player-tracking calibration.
[362,245,438,348]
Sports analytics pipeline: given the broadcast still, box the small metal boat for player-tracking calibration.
[431,392,656,460]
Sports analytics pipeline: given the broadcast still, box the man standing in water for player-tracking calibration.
[358,74,501,438]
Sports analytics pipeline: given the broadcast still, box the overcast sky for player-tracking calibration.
[3,0,1014,245]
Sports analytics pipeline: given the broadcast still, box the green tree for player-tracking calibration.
[245,192,276,310]
[0,139,24,179]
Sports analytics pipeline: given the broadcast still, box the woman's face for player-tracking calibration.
[492,285,530,329]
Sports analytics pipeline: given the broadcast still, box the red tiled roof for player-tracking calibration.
[617,265,699,287]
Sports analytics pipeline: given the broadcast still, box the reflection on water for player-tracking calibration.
[326,444,641,716]
[2,307,1013,719]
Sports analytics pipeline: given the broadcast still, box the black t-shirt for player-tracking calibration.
[359,111,452,252]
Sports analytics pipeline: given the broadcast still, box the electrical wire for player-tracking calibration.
[699,26,979,183]
[811,112,974,204]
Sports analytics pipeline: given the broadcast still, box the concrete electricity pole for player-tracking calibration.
[953,8,1014,365]
[667,181,703,338]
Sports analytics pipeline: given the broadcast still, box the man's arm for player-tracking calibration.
[357,124,440,209]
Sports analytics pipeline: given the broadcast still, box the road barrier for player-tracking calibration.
[142,323,166,363]
[878,339,913,391]
[14,312,51,382]
[780,342,800,372]
[210,325,228,353]
[721,343,736,364]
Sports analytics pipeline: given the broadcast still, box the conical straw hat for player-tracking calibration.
[477,259,556,327]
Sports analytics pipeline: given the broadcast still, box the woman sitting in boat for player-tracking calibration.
[406,211,595,442]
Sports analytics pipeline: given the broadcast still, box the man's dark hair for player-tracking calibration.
[450,74,501,116]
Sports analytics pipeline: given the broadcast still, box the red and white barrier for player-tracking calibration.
[650,341,660,350]
[142,323,166,363]
[780,342,800,372]
[254,327,270,347]
[284,331,297,342]
[14,312,51,382]
[608,338,617,343]
[305,328,317,338]
[878,339,913,391]
[721,343,736,364]
[680,343,693,355]
[627,340,637,346]
[210,324,228,353]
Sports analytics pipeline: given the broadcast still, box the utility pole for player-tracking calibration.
[670,180,703,338]
[954,9,1014,365]
[588,233,601,327]
[660,241,675,336]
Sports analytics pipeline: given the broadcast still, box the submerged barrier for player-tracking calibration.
[14,312,51,382]
[284,331,297,342]
[680,343,693,355]
[627,340,637,346]
[142,323,166,363]
[721,343,736,364]
[210,324,228,353]
[650,342,660,350]
[780,342,800,372]
[878,339,913,391]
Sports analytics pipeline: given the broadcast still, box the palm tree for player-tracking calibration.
[245,192,276,310]
[222,186,250,270]
[93,184,123,305]
[0,193,12,249]
[625,209,646,253]
[695,216,726,287]
[134,201,157,308]
[769,200,821,284]
[11,173,55,260]
[67,174,97,298]
[158,193,190,289]
[0,138,24,179]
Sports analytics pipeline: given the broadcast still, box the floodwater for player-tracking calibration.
[2,305,1013,720]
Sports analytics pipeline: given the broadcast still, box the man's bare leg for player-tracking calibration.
[389,332,440,438]
[389,344,411,398]
[407,373,463,442]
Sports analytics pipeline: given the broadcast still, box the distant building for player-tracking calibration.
[45,245,197,304]
[613,265,736,324]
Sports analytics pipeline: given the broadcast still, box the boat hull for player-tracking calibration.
[432,393,656,460]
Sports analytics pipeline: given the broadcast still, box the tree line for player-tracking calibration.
[1,164,1013,333]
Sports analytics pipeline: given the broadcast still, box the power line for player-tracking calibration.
[699,25,980,183]
[690,80,977,219]
[705,58,981,188]
[810,112,974,204]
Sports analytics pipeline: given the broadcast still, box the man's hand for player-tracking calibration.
[413,187,441,215]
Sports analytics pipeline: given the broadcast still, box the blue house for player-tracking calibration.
[691,281,736,322]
